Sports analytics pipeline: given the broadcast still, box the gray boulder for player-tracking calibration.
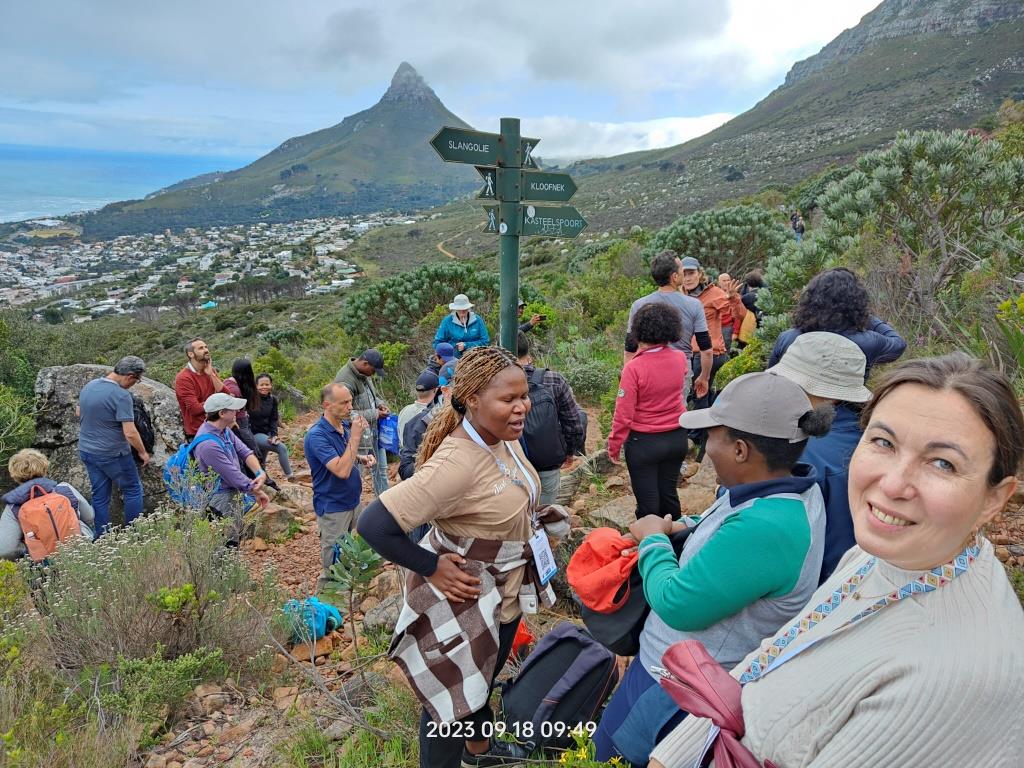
[34,364,185,522]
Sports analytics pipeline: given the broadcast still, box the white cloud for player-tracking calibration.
[516,114,735,160]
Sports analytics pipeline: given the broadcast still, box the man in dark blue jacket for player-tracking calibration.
[768,332,874,583]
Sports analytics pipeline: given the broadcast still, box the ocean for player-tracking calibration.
[0,144,255,224]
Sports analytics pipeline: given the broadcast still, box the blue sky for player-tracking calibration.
[0,1,880,161]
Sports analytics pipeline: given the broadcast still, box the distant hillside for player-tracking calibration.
[80,63,478,240]
[563,0,1024,232]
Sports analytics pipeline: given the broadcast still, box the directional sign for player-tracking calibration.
[430,127,500,165]
[521,170,577,202]
[476,166,496,199]
[482,205,499,234]
[521,205,588,238]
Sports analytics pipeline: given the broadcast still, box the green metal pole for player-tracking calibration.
[498,117,521,353]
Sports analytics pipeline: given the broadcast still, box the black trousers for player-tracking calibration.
[418,617,520,768]
[688,352,729,410]
[623,428,689,519]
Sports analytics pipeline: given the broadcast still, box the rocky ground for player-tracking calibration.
[139,408,1024,768]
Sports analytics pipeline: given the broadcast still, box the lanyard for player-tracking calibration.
[738,543,979,685]
[462,417,538,515]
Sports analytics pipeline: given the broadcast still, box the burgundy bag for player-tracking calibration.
[658,640,777,768]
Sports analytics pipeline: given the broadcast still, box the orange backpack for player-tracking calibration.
[17,485,82,562]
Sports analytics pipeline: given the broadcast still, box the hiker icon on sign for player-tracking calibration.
[523,142,535,168]
[486,209,497,232]
[483,172,495,197]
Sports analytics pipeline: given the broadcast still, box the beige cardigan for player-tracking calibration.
[651,539,1024,767]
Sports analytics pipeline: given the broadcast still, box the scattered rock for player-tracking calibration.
[291,635,333,662]
[252,502,301,541]
[144,755,167,768]
[193,684,230,716]
[995,546,1011,563]
[588,496,636,531]
[251,537,269,552]
[273,686,299,710]
[324,719,356,741]
[363,593,402,633]
[605,476,626,488]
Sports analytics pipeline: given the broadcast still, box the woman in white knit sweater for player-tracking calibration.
[652,353,1024,768]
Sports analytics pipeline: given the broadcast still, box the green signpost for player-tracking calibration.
[429,118,586,351]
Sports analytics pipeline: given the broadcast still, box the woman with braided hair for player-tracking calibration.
[358,345,569,768]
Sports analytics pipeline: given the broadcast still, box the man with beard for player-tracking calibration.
[174,338,225,440]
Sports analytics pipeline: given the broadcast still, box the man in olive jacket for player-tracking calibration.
[333,349,390,496]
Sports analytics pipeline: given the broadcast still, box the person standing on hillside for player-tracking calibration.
[304,383,376,590]
[625,250,713,401]
[768,267,906,377]
[517,297,544,334]
[333,349,390,496]
[716,272,737,353]
[679,256,746,411]
[77,355,149,533]
[433,294,490,357]
[792,210,806,242]
[517,332,586,505]
[174,338,224,440]
[397,371,439,450]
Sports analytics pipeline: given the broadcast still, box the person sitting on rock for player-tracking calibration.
[192,393,270,546]
[1,448,95,560]
[593,372,833,766]
[250,374,294,482]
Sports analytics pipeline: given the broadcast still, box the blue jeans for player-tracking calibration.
[79,450,144,533]
[254,433,293,477]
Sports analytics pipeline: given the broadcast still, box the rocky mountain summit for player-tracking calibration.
[785,0,1024,85]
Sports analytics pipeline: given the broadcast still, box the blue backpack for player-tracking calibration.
[163,434,224,506]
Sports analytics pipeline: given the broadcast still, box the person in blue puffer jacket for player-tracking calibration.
[433,294,490,357]
[768,268,906,377]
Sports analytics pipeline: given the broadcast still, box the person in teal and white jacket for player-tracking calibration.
[592,371,834,767]
[433,294,490,358]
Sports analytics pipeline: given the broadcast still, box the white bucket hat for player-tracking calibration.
[449,293,474,311]
[767,332,872,403]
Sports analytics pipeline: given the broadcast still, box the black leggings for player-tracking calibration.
[623,428,689,519]
[417,618,520,768]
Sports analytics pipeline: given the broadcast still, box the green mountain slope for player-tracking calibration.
[80,63,478,239]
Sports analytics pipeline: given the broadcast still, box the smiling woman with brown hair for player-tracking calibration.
[357,345,569,768]
[652,352,1024,768]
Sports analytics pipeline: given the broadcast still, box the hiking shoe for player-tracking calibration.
[461,739,532,767]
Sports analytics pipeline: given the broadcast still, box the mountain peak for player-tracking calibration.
[382,62,438,103]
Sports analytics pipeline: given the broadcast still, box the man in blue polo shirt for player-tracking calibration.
[304,382,376,591]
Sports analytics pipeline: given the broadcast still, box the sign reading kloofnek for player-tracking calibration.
[429,119,586,351]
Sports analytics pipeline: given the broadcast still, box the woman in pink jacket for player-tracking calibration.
[608,303,690,519]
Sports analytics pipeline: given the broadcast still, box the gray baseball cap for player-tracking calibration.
[768,332,872,403]
[680,256,701,270]
[679,371,813,442]
[204,392,247,413]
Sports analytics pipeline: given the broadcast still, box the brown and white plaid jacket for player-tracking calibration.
[389,507,569,723]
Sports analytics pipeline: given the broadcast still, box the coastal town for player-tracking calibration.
[0,211,422,318]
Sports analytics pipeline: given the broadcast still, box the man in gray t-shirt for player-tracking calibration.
[77,356,149,533]
[626,251,713,399]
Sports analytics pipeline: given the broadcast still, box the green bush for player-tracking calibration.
[0,385,34,467]
[716,339,767,390]
[645,204,790,279]
[31,508,281,670]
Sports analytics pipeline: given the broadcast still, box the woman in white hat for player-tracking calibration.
[768,331,873,583]
[433,293,491,358]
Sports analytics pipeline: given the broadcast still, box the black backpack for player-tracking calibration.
[523,368,567,471]
[500,622,619,752]
[131,395,156,455]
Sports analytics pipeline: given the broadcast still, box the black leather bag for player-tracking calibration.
[580,527,692,656]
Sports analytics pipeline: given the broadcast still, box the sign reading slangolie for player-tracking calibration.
[429,118,586,351]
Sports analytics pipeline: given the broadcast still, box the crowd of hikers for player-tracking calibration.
[3,249,1023,767]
